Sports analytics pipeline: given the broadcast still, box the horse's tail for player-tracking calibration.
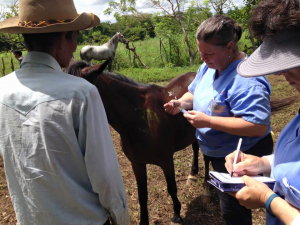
[270,95,299,114]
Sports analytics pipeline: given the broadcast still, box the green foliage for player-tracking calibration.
[0,2,24,52]
[227,0,261,54]
[0,51,23,77]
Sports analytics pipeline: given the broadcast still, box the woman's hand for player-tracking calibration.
[164,100,181,115]
[183,110,211,128]
[225,151,271,176]
[229,176,274,209]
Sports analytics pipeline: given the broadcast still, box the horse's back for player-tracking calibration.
[164,72,196,100]
[80,45,113,61]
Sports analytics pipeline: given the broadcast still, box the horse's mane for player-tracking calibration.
[65,61,148,87]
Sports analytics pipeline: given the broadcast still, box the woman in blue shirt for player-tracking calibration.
[225,0,300,224]
[164,15,273,225]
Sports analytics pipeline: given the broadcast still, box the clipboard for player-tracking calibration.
[208,171,276,192]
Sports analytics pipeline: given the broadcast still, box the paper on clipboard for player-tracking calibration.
[208,171,275,192]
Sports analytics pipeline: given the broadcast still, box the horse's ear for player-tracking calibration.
[82,60,109,84]
[98,60,109,73]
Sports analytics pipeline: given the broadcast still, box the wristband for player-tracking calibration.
[266,193,280,217]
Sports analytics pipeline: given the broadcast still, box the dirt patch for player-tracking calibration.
[0,126,267,225]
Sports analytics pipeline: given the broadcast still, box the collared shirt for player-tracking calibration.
[0,52,129,225]
[267,113,300,224]
[188,61,272,157]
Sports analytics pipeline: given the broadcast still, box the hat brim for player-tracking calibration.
[0,13,100,34]
[237,32,300,77]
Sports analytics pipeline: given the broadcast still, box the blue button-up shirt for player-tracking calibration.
[0,52,129,225]
[188,61,272,157]
[267,113,300,224]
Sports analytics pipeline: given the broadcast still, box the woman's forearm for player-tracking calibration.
[178,92,194,110]
[267,194,300,225]
[208,116,269,137]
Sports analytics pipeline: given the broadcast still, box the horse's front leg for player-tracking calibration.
[131,162,149,225]
[108,58,113,71]
[201,154,212,205]
[161,158,183,225]
[187,141,199,185]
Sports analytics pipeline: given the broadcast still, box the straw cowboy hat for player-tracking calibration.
[0,0,100,33]
[237,29,300,77]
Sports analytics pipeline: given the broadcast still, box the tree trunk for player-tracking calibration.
[159,38,165,66]
[125,42,148,69]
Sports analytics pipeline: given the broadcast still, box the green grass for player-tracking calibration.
[0,52,21,76]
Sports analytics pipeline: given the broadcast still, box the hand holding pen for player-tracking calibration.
[225,139,272,177]
[231,138,243,177]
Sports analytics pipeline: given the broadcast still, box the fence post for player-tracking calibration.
[11,57,14,72]
[2,58,5,76]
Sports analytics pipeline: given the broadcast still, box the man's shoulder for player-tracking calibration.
[50,71,96,98]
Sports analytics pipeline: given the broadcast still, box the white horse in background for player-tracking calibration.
[80,32,128,71]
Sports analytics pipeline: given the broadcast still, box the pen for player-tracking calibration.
[231,138,243,178]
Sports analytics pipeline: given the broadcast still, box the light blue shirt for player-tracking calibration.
[267,112,300,224]
[0,52,129,225]
[188,61,272,157]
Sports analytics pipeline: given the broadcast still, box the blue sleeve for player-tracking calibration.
[188,63,208,94]
[228,77,271,125]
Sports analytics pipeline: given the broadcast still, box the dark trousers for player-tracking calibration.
[104,218,111,225]
[208,133,273,225]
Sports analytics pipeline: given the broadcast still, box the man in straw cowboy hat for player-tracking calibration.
[0,1,129,225]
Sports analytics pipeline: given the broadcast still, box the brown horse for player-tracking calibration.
[66,60,298,225]
[66,60,207,225]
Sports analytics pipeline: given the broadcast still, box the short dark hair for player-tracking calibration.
[13,50,22,56]
[22,31,76,53]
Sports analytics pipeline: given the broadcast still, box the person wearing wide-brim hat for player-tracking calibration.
[0,1,130,225]
[225,0,300,225]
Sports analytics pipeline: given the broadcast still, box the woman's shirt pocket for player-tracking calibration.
[207,98,232,117]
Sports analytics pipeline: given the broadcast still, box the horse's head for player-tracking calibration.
[66,60,109,84]
[117,32,129,44]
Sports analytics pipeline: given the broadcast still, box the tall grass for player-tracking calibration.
[0,52,21,76]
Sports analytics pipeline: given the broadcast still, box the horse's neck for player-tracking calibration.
[107,34,119,50]
[97,74,146,133]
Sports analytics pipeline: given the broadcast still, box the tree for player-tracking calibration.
[150,0,201,65]
[209,0,234,15]
[227,0,261,54]
[0,0,25,52]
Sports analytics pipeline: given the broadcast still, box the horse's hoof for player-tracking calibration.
[171,215,183,225]
[171,222,183,225]
[186,175,197,185]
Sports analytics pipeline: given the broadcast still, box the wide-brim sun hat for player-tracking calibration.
[237,29,300,77]
[0,0,100,34]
